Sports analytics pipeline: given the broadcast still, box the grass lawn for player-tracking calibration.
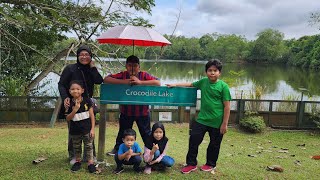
[0,122,319,179]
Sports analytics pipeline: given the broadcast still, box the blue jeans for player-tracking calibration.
[153,150,175,167]
[114,153,142,170]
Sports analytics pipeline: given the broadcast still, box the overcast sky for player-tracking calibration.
[140,0,320,40]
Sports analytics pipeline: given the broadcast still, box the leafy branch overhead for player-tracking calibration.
[0,0,155,95]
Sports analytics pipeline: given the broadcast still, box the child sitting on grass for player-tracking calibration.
[113,128,143,174]
[65,80,96,173]
[143,122,175,174]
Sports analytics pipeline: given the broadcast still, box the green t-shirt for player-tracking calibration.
[192,78,232,128]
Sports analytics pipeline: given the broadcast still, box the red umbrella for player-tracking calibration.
[97,25,171,54]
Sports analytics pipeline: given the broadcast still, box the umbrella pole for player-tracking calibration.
[132,40,135,55]
[132,40,134,76]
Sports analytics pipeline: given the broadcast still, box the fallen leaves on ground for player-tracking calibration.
[266,165,284,172]
[33,156,47,164]
[311,155,320,160]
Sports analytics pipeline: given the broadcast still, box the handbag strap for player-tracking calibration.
[79,67,91,98]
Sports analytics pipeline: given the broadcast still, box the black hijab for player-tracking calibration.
[76,45,92,72]
[145,122,168,154]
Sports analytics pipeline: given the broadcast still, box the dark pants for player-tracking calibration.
[68,122,96,161]
[70,133,94,161]
[114,153,142,170]
[114,113,151,151]
[186,121,223,167]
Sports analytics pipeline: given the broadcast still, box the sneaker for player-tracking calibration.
[71,162,82,172]
[200,164,215,172]
[113,166,124,174]
[88,164,96,173]
[107,148,117,156]
[181,165,197,174]
[69,158,76,165]
[152,163,166,171]
[134,167,144,173]
[144,166,152,174]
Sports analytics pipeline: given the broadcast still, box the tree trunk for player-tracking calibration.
[26,43,74,94]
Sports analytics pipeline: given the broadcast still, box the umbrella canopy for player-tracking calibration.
[97,25,171,47]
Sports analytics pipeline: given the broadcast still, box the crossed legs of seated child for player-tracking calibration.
[70,134,96,173]
[144,150,175,174]
[143,122,175,174]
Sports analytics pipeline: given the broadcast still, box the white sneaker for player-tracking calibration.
[70,158,76,165]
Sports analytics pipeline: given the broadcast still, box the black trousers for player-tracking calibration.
[68,122,96,161]
[114,113,151,151]
[186,121,223,167]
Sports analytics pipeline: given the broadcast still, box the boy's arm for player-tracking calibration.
[66,100,80,121]
[103,76,131,84]
[130,76,160,86]
[66,107,78,121]
[166,82,193,87]
[89,107,95,137]
[130,143,142,157]
[118,151,129,160]
[220,101,231,134]
[139,79,160,86]
[66,109,77,121]
[131,152,142,156]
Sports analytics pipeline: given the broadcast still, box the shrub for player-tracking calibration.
[95,113,100,124]
[240,112,266,133]
[309,111,320,129]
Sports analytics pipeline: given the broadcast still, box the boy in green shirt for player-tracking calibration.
[166,59,231,174]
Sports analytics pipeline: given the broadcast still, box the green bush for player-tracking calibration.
[95,113,100,123]
[240,114,266,133]
[309,111,320,129]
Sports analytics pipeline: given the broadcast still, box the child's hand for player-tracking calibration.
[72,99,81,112]
[128,147,133,155]
[90,129,95,138]
[152,143,159,152]
[124,147,133,161]
[148,160,158,165]
[220,122,228,134]
[130,76,141,85]
[64,97,70,109]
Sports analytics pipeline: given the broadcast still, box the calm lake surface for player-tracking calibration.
[43,60,320,101]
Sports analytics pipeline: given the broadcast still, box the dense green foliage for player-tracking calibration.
[240,112,267,133]
[0,0,155,95]
[120,28,320,70]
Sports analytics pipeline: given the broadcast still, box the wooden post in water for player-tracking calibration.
[97,104,107,161]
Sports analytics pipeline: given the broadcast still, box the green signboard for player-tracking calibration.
[100,84,197,107]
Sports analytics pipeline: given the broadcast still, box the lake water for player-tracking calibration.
[41,60,320,101]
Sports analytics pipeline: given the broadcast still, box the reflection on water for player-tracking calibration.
[42,61,320,101]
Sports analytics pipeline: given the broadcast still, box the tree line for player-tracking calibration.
[126,29,319,70]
